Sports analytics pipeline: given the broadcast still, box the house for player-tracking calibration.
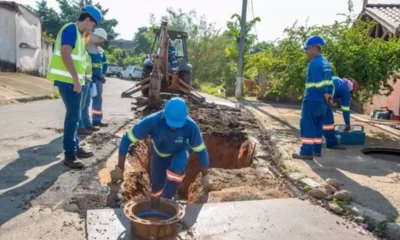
[109,39,135,50]
[357,0,400,116]
[0,1,52,77]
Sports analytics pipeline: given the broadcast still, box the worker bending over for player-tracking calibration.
[292,35,334,160]
[87,28,109,127]
[46,5,102,168]
[115,97,212,199]
[322,76,359,150]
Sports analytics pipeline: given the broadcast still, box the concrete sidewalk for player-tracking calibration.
[87,199,374,240]
[245,101,400,219]
[0,72,57,105]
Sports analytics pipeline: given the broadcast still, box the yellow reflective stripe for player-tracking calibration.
[92,63,102,68]
[102,61,108,64]
[151,139,172,157]
[341,106,350,111]
[48,69,85,79]
[53,50,83,61]
[191,142,206,152]
[305,80,333,88]
[126,130,139,144]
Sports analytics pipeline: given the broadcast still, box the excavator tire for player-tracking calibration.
[178,70,191,86]
[141,66,152,97]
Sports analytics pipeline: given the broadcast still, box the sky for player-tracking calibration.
[16,0,365,41]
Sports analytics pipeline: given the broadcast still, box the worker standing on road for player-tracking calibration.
[113,97,212,200]
[322,76,359,150]
[292,35,334,160]
[87,28,109,127]
[46,5,102,169]
[77,47,100,136]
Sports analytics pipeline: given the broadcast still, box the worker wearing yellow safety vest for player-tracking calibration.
[46,5,103,169]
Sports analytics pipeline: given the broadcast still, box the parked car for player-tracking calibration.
[106,64,123,77]
[119,66,143,80]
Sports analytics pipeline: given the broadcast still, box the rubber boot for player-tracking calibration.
[292,153,313,160]
[86,125,100,132]
[327,145,346,150]
[93,122,109,127]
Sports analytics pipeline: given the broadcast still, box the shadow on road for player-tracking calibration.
[0,136,68,226]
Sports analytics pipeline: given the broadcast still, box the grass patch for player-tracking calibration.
[374,221,388,238]
[197,82,225,98]
[50,92,61,99]
[333,198,350,208]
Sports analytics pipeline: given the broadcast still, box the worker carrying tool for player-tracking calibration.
[46,5,102,169]
[113,97,212,200]
[292,35,334,160]
[322,76,359,150]
[87,28,109,127]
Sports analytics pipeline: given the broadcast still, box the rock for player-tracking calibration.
[328,202,343,214]
[326,178,340,189]
[324,195,334,201]
[308,187,329,199]
[354,216,365,223]
[334,190,352,201]
[321,183,338,194]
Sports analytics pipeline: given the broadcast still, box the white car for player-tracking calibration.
[120,66,143,80]
[106,64,123,77]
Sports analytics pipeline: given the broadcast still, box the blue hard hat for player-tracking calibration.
[82,5,102,25]
[304,35,325,50]
[164,97,188,128]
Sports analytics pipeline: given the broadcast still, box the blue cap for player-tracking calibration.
[82,5,102,25]
[304,35,325,50]
[164,97,188,128]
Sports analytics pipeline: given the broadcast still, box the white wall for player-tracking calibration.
[15,6,41,75]
[40,40,52,77]
[0,7,16,70]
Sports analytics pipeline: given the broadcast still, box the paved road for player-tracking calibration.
[0,77,137,239]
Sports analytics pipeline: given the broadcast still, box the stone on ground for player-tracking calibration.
[334,190,352,201]
[325,178,341,189]
[308,187,329,199]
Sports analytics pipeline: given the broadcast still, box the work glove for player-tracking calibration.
[344,125,351,132]
[110,165,124,183]
[201,174,213,192]
[100,75,106,84]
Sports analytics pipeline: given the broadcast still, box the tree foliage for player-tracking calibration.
[249,0,400,103]
[34,0,118,50]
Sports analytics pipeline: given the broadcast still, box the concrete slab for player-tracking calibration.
[245,102,400,217]
[87,199,373,240]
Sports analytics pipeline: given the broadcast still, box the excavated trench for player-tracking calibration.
[121,101,293,205]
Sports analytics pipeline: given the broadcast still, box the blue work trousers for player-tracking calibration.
[299,101,328,156]
[58,85,82,158]
[322,105,338,148]
[92,80,103,125]
[150,147,191,199]
[79,81,92,129]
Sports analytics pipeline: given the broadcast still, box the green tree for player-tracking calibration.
[34,0,118,50]
[132,27,153,55]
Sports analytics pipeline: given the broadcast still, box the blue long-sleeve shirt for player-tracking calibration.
[119,111,209,168]
[87,44,105,81]
[101,51,108,75]
[304,54,334,102]
[332,76,351,125]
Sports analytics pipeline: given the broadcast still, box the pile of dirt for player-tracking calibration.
[121,101,286,204]
[187,168,293,204]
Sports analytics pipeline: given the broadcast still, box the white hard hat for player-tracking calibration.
[93,28,107,40]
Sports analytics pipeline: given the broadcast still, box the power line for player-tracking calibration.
[250,0,258,40]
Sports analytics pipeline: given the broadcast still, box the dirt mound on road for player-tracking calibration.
[187,168,292,204]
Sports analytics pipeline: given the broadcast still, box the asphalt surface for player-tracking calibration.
[0,77,137,239]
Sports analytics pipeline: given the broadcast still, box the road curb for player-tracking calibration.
[0,95,55,105]
[245,105,400,240]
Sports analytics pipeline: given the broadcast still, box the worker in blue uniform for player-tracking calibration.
[168,39,178,71]
[322,76,359,150]
[292,35,334,160]
[46,5,102,168]
[87,28,109,127]
[113,97,212,200]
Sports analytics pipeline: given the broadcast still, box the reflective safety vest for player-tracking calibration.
[46,23,86,85]
[85,51,92,82]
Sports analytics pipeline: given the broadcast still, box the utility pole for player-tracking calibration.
[235,0,248,99]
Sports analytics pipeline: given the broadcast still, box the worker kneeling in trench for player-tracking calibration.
[112,97,212,203]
